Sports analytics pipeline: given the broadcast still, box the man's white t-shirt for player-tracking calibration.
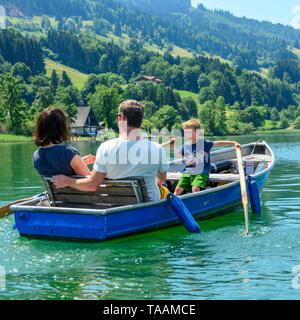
[93,138,169,201]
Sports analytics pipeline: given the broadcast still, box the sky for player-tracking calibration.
[191,0,300,29]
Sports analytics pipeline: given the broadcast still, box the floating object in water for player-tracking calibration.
[248,176,262,215]
[167,193,201,233]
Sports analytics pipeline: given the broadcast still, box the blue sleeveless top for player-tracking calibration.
[33,145,79,176]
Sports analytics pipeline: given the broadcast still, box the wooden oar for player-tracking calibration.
[0,193,46,218]
[236,145,249,235]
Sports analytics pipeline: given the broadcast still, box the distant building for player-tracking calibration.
[135,75,163,85]
[70,106,104,137]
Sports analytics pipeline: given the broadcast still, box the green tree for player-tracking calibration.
[88,85,123,130]
[0,74,24,133]
[197,74,210,90]
[60,71,72,87]
[198,100,216,136]
[294,117,300,129]
[215,96,227,135]
[142,101,158,119]
[81,74,100,102]
[279,113,289,129]
[55,86,83,107]
[41,15,51,30]
[271,107,280,128]
[113,22,122,37]
[11,62,31,82]
[295,106,300,119]
[150,105,181,131]
[50,70,59,94]
[33,87,54,111]
[239,106,265,128]
[198,87,215,104]
[57,94,78,124]
[182,97,198,119]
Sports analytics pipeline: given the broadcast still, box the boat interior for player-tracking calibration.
[15,141,274,210]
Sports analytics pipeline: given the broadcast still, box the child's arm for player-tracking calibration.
[213,141,241,148]
[161,138,184,159]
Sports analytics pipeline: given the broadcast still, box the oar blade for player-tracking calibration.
[236,146,250,235]
[0,193,46,219]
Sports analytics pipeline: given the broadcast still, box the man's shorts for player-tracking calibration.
[177,173,209,192]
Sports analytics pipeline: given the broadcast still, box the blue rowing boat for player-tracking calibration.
[10,140,275,241]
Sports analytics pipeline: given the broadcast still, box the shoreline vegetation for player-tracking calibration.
[1,128,300,143]
[0,134,33,143]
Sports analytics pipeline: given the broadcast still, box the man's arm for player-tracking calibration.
[213,141,241,148]
[52,169,106,192]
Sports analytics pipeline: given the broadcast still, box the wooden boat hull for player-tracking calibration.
[11,141,274,241]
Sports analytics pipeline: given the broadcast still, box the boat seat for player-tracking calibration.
[42,176,150,209]
[167,172,239,183]
[208,174,239,182]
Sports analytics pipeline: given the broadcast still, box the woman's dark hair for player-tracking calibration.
[34,107,71,147]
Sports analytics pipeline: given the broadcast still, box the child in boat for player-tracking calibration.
[162,119,240,195]
[33,107,95,177]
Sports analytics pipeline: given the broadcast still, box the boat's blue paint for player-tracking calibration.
[15,210,106,240]
[167,193,201,233]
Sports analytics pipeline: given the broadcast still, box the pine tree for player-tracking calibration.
[50,70,59,93]
[60,71,72,87]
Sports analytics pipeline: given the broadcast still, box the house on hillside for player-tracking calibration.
[70,106,104,137]
[135,75,163,85]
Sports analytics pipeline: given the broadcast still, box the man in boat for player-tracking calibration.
[162,119,240,196]
[52,100,169,201]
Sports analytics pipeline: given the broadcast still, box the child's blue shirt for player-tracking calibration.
[180,139,214,175]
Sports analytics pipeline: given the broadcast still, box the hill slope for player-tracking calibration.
[2,0,300,69]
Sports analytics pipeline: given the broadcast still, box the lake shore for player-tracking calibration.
[0,134,98,143]
[0,134,33,143]
[254,128,300,134]
[1,128,300,143]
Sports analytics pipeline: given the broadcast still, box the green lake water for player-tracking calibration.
[0,134,300,300]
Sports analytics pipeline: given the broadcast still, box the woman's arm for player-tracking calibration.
[70,154,91,176]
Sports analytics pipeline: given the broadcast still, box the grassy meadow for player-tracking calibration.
[45,58,89,90]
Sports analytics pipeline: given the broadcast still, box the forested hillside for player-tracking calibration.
[0,0,300,137]
[0,29,44,75]
[2,0,300,68]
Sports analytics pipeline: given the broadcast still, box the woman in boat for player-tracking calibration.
[33,107,94,177]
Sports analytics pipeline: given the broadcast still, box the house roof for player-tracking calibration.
[135,75,163,83]
[71,106,99,128]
